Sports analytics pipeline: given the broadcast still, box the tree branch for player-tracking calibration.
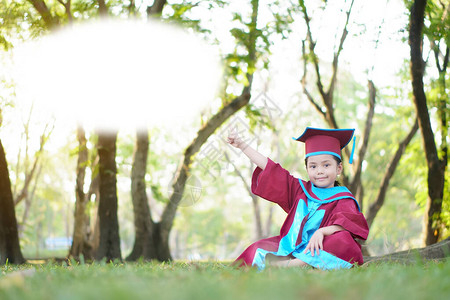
[14,122,54,206]
[299,0,325,99]
[97,0,107,17]
[27,0,59,28]
[329,0,354,95]
[301,40,326,119]
[160,0,259,235]
[299,0,354,130]
[349,80,376,194]
[365,119,419,227]
[56,0,72,22]
[160,88,252,233]
[147,0,167,17]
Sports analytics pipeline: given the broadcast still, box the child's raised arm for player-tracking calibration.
[227,128,268,170]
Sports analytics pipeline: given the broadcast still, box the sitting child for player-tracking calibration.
[227,127,369,270]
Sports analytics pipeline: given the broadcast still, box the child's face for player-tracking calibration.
[306,154,343,189]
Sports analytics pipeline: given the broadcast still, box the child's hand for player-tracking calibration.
[304,228,324,257]
[227,127,244,149]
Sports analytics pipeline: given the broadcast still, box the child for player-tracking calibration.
[227,127,369,270]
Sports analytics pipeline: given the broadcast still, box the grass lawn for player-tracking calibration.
[0,259,448,300]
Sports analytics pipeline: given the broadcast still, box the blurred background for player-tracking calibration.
[0,0,448,263]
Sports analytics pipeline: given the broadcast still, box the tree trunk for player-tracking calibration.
[409,0,446,246]
[89,189,101,257]
[264,206,274,237]
[147,0,167,16]
[431,40,449,242]
[119,0,170,263]
[98,0,108,17]
[128,0,257,262]
[227,152,263,240]
[95,131,122,262]
[19,164,42,235]
[69,126,93,260]
[153,222,172,261]
[0,139,25,264]
[155,89,252,261]
[250,192,263,239]
[125,88,253,262]
[126,129,157,261]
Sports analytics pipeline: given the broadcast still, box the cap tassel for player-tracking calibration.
[349,136,356,164]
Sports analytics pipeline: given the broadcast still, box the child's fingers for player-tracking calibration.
[227,129,235,142]
[304,241,315,256]
[228,127,237,139]
[304,239,323,257]
[315,238,323,256]
[303,245,309,255]
[312,242,318,256]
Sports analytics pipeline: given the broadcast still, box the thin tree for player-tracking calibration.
[365,119,419,227]
[299,0,372,196]
[127,0,262,261]
[424,0,449,242]
[409,0,447,245]
[0,136,25,264]
[69,125,96,260]
[127,129,156,261]
[225,152,264,239]
[126,0,165,262]
[14,107,53,208]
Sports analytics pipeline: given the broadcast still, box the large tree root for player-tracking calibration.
[364,237,450,265]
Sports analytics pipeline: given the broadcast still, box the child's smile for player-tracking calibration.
[306,154,343,189]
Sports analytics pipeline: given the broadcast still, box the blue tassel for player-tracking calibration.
[349,136,356,164]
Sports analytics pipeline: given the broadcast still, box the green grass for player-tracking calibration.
[0,260,449,300]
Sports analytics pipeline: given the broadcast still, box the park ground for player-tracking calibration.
[0,259,449,300]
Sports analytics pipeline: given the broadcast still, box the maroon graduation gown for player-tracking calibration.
[234,159,369,270]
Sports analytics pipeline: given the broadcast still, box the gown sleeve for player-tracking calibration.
[251,158,302,213]
[327,199,369,240]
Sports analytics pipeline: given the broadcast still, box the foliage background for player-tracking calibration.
[0,0,448,260]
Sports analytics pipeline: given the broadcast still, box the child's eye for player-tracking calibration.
[324,164,330,168]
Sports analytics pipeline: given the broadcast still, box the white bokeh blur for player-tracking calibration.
[13,18,221,132]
